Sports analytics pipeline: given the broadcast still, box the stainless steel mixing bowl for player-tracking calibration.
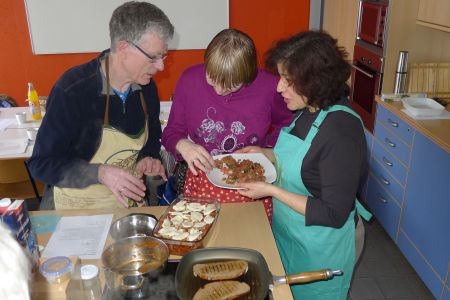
[110,213,158,241]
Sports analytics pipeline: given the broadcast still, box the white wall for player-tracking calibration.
[24,0,229,54]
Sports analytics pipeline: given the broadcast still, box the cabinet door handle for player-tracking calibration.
[382,157,393,167]
[385,138,396,148]
[381,177,390,185]
[388,118,399,128]
[378,197,388,204]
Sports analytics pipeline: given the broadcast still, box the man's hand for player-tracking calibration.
[98,165,146,207]
[135,157,167,181]
[176,139,215,176]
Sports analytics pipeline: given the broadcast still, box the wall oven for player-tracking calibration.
[350,42,384,132]
[351,0,388,132]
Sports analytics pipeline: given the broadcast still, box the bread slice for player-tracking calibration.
[193,280,251,300]
[193,260,249,281]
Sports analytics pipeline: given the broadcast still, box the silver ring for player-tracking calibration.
[119,188,125,194]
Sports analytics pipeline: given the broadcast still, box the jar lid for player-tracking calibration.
[39,256,73,280]
[0,198,11,207]
[81,264,99,280]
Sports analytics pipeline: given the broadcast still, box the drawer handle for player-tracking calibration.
[381,177,390,185]
[388,118,399,127]
[385,138,396,148]
[382,157,393,167]
[379,197,388,204]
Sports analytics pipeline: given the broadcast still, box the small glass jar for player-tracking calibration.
[81,265,102,300]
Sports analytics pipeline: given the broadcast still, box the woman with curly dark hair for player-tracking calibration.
[237,31,372,299]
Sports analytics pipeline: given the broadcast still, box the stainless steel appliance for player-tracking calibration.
[393,51,409,94]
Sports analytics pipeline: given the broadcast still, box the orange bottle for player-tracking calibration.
[27,82,42,120]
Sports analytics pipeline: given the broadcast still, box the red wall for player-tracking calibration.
[0,0,309,106]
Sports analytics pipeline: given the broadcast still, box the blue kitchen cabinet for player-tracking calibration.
[398,132,450,299]
[366,174,401,240]
[366,105,413,240]
[444,285,450,300]
[367,103,450,299]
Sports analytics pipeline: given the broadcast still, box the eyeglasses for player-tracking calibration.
[129,42,167,63]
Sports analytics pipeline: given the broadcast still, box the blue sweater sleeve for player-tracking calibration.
[28,85,100,188]
[138,80,162,161]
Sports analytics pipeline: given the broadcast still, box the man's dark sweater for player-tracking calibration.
[28,50,162,194]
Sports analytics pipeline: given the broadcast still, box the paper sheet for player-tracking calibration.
[6,120,42,129]
[41,214,113,259]
[0,138,28,156]
[0,118,15,131]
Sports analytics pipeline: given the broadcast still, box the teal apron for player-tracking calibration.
[272,105,372,299]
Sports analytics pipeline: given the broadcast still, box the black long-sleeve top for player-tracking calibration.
[290,100,367,228]
[28,50,162,190]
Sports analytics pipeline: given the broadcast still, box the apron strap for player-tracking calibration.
[104,56,111,126]
[356,200,372,221]
[103,55,148,126]
[139,92,148,116]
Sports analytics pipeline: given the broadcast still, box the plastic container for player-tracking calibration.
[401,97,445,117]
[152,196,220,255]
[39,256,73,284]
[80,265,102,300]
[27,82,42,120]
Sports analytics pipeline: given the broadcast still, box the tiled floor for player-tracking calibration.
[25,199,435,300]
[350,219,435,300]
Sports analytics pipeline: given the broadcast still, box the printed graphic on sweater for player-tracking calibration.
[195,107,259,156]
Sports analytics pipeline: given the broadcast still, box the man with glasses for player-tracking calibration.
[28,1,174,210]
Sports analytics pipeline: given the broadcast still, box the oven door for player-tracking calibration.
[357,1,387,47]
[350,62,380,132]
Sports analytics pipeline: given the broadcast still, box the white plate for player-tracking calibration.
[206,153,277,190]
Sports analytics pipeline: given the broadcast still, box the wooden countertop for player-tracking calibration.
[376,97,450,153]
[30,202,293,300]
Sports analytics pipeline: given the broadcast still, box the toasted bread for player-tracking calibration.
[193,260,248,281]
[193,280,251,300]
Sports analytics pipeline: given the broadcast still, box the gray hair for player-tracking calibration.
[0,223,31,300]
[109,1,174,50]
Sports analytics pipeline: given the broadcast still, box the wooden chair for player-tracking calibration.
[0,158,44,201]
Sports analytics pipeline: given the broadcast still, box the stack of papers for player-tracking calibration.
[0,118,15,131]
[7,120,42,129]
[0,138,28,156]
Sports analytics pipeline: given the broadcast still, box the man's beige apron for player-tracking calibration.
[54,56,148,209]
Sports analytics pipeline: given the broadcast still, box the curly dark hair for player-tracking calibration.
[265,31,351,110]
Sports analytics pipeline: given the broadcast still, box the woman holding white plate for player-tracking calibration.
[237,31,372,299]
